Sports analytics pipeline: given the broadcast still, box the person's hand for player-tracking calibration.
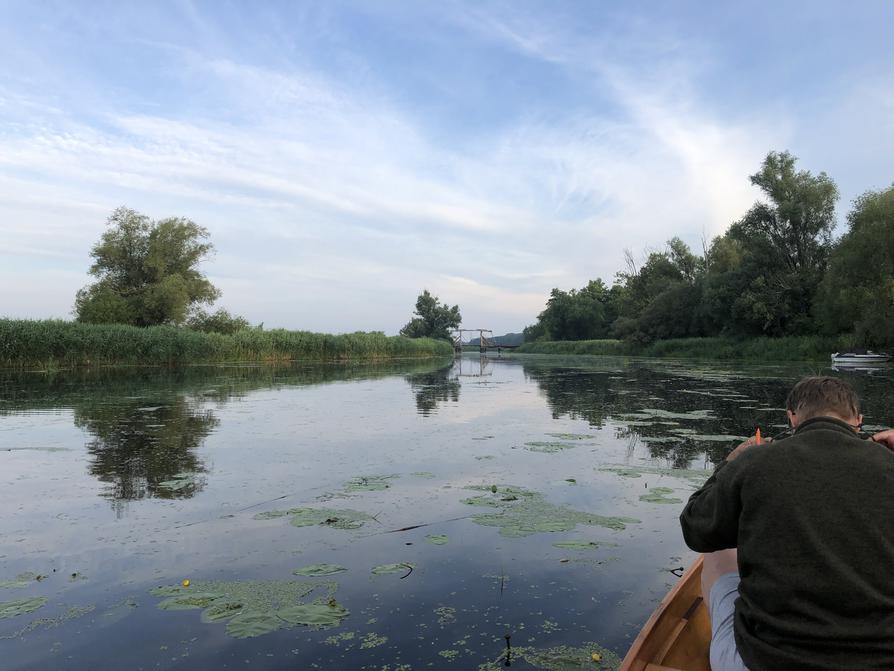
[871,429,894,451]
[726,435,771,462]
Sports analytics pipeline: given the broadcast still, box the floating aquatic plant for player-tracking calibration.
[462,485,639,538]
[639,487,683,504]
[371,563,414,575]
[254,507,374,530]
[545,433,595,440]
[426,534,449,545]
[552,541,602,550]
[0,596,47,619]
[411,471,436,479]
[623,408,715,421]
[524,441,579,453]
[157,472,200,491]
[0,572,39,589]
[150,578,346,638]
[599,465,709,487]
[479,641,620,670]
[293,564,348,577]
[343,474,399,492]
[360,631,388,648]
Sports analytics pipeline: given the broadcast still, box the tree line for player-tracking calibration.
[524,151,894,348]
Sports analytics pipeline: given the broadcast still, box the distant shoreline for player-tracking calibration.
[0,319,453,369]
[513,335,855,362]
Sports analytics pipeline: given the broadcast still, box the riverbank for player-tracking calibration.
[0,319,453,369]
[515,335,855,361]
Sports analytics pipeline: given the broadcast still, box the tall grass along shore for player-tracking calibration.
[0,319,453,369]
[516,335,856,362]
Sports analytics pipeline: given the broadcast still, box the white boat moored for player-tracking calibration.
[831,351,891,365]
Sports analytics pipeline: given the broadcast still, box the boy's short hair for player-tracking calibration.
[786,376,860,421]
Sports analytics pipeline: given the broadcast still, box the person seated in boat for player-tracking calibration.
[679,376,894,671]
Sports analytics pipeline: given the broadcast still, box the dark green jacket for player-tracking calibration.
[680,417,894,671]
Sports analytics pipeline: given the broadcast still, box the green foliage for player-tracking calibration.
[0,319,453,368]
[516,335,849,361]
[523,150,860,346]
[187,308,251,334]
[817,185,894,347]
[400,290,461,340]
[526,280,619,342]
[75,207,220,326]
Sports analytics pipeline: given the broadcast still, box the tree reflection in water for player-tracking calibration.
[405,363,461,416]
[76,396,216,503]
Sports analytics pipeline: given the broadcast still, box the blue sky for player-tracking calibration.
[2,1,892,334]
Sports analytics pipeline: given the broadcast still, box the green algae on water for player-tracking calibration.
[426,534,449,545]
[0,572,39,589]
[324,630,356,645]
[524,441,579,453]
[462,485,639,537]
[254,507,374,530]
[343,474,399,492]
[639,487,683,504]
[293,564,348,577]
[599,465,710,487]
[546,433,595,440]
[623,408,714,421]
[434,605,456,625]
[0,596,48,619]
[360,631,388,649]
[411,471,436,479]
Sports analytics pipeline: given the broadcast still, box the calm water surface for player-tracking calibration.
[2,355,892,670]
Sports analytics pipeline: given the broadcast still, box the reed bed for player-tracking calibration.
[0,319,453,369]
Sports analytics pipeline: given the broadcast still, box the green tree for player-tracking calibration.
[75,207,220,326]
[400,290,461,340]
[703,151,838,336]
[818,185,894,346]
[187,308,251,335]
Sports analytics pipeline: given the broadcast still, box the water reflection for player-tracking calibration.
[1,359,454,503]
[77,397,216,503]
[405,363,461,415]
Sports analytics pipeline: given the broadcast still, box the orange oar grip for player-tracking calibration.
[755,428,763,445]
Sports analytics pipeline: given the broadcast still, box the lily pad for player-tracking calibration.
[479,641,620,670]
[0,597,47,619]
[371,563,414,575]
[426,534,449,545]
[151,578,336,638]
[639,487,683,504]
[254,507,374,530]
[277,602,349,627]
[623,408,715,421]
[226,611,283,638]
[411,472,436,479]
[462,485,639,537]
[293,564,348,577]
[157,472,200,491]
[546,433,595,440]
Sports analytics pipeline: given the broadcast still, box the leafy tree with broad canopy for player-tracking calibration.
[818,185,894,346]
[75,207,221,326]
[400,290,461,340]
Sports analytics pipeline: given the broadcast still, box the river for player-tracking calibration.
[1,355,891,669]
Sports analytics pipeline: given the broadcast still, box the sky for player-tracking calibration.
[1,1,892,335]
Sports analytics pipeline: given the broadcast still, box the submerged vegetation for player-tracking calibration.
[0,319,452,368]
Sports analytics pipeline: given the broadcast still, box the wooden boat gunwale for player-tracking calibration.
[619,555,711,671]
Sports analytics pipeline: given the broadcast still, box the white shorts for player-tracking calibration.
[708,572,749,671]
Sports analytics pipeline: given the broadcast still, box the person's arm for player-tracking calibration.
[679,437,757,552]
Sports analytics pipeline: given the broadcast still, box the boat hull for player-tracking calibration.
[620,556,712,671]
